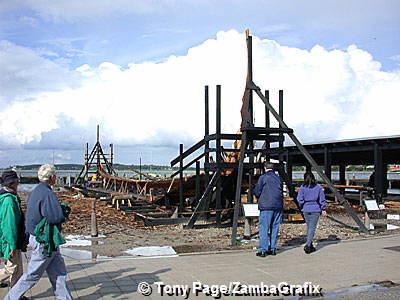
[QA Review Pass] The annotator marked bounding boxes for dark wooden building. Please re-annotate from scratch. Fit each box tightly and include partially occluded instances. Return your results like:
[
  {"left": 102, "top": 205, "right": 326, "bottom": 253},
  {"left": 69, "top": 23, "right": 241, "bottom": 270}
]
[{"left": 274, "top": 135, "right": 400, "bottom": 197}]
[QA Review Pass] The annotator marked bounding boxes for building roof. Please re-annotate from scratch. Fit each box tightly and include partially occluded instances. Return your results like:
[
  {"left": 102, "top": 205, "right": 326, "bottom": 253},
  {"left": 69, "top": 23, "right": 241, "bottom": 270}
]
[{"left": 274, "top": 135, "right": 400, "bottom": 165}]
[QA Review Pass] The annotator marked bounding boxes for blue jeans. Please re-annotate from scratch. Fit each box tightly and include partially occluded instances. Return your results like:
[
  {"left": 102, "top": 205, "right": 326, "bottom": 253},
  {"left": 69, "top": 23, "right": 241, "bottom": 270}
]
[
  {"left": 304, "top": 212, "right": 320, "bottom": 246},
  {"left": 259, "top": 210, "right": 282, "bottom": 252},
  {"left": 4, "top": 235, "right": 73, "bottom": 300}
]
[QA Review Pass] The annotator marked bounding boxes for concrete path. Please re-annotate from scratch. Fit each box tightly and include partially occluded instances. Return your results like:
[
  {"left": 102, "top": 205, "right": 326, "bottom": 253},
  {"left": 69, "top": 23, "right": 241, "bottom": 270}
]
[{"left": 0, "top": 234, "right": 399, "bottom": 299}]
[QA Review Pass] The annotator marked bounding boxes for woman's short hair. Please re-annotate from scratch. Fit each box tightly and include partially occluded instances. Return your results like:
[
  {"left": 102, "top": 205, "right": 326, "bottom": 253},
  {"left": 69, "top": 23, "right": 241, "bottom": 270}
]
[
  {"left": 38, "top": 164, "right": 56, "bottom": 181},
  {"left": 303, "top": 172, "right": 316, "bottom": 187}
]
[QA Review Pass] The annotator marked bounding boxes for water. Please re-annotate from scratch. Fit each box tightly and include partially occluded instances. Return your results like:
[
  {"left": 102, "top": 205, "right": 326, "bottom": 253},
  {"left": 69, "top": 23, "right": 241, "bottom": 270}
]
[
  {"left": 12, "top": 169, "right": 400, "bottom": 179},
  {"left": 18, "top": 183, "right": 37, "bottom": 192},
  {"left": 13, "top": 169, "right": 196, "bottom": 178}
]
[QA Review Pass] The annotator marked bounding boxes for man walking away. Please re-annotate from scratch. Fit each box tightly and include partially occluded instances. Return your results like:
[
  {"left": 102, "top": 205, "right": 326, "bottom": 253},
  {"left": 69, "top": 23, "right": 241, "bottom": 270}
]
[
  {"left": 4, "top": 164, "right": 73, "bottom": 300},
  {"left": 253, "top": 161, "right": 283, "bottom": 257}
]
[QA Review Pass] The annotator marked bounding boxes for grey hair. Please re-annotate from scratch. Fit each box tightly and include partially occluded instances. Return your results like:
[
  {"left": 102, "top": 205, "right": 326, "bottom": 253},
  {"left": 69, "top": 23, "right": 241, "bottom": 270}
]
[{"left": 38, "top": 164, "right": 56, "bottom": 181}]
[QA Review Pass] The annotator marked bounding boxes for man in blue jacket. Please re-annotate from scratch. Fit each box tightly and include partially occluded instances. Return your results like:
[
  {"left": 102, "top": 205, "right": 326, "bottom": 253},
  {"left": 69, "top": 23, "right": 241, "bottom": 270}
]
[
  {"left": 253, "top": 161, "right": 283, "bottom": 257},
  {"left": 4, "top": 164, "right": 73, "bottom": 300}
]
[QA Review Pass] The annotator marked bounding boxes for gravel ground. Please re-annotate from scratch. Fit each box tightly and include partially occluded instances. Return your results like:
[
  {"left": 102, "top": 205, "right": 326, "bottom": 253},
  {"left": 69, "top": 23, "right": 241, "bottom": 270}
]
[{"left": 19, "top": 191, "right": 400, "bottom": 257}]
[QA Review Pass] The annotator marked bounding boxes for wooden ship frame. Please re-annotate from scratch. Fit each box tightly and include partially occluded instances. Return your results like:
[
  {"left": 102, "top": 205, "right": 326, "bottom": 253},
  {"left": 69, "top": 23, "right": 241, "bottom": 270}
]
[{"left": 73, "top": 31, "right": 371, "bottom": 244}]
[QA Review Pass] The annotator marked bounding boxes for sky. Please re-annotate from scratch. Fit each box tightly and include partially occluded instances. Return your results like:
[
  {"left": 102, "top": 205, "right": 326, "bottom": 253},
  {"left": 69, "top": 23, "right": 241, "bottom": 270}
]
[{"left": 0, "top": 0, "right": 399, "bottom": 168}]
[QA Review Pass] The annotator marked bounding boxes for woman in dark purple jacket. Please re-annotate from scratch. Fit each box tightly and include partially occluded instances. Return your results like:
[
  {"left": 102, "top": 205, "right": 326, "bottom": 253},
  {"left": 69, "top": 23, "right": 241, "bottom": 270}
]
[{"left": 297, "top": 172, "right": 327, "bottom": 254}]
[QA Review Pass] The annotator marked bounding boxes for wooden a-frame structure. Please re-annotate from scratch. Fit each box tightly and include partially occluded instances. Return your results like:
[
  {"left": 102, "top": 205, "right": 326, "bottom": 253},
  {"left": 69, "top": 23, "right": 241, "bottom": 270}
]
[
  {"left": 230, "top": 30, "right": 368, "bottom": 245},
  {"left": 77, "top": 125, "right": 116, "bottom": 183},
  {"left": 171, "top": 30, "right": 369, "bottom": 245}
]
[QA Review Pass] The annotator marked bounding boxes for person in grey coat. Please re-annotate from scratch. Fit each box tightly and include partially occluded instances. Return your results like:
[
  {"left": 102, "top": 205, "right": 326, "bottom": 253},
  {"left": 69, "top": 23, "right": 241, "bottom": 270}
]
[{"left": 4, "top": 164, "right": 73, "bottom": 300}]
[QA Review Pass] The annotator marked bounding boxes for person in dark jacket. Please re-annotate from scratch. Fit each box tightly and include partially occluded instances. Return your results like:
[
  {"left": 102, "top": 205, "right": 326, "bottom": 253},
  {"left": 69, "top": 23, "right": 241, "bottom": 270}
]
[
  {"left": 253, "top": 161, "right": 283, "bottom": 257},
  {"left": 4, "top": 164, "right": 73, "bottom": 300},
  {"left": 0, "top": 170, "right": 27, "bottom": 288},
  {"left": 297, "top": 172, "right": 327, "bottom": 254}
]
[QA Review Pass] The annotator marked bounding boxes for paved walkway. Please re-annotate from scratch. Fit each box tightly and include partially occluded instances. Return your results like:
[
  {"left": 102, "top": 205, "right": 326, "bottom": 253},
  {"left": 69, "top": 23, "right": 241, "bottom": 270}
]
[{"left": 0, "top": 234, "right": 399, "bottom": 299}]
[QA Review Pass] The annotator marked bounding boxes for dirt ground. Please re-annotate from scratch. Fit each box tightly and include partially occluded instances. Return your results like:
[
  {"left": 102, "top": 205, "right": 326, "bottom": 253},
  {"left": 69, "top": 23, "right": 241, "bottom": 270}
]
[{"left": 20, "top": 191, "right": 400, "bottom": 257}]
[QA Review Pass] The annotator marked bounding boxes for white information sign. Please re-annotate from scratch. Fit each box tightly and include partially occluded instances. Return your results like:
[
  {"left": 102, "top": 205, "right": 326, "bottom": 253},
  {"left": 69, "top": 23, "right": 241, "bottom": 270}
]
[
  {"left": 364, "top": 199, "right": 380, "bottom": 211},
  {"left": 242, "top": 204, "right": 259, "bottom": 217},
  {"left": 387, "top": 214, "right": 400, "bottom": 220}
]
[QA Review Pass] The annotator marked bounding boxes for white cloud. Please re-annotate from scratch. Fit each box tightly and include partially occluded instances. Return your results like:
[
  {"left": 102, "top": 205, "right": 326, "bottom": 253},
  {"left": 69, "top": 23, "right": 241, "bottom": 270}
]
[
  {"left": 18, "top": 16, "right": 39, "bottom": 27},
  {"left": 390, "top": 54, "right": 400, "bottom": 65},
  {"left": 0, "top": 40, "right": 81, "bottom": 104},
  {"left": 1, "top": 30, "right": 399, "bottom": 161}
]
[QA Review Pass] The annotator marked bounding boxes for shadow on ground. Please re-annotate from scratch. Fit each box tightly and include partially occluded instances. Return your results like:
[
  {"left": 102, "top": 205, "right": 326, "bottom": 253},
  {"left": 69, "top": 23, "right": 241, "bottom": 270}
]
[{"left": 32, "top": 261, "right": 171, "bottom": 300}]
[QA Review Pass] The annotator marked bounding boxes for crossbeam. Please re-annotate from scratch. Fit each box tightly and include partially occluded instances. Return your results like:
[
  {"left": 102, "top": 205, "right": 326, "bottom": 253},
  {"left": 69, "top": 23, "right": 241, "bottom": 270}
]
[
  {"left": 170, "top": 139, "right": 205, "bottom": 166},
  {"left": 185, "top": 172, "right": 221, "bottom": 229}
]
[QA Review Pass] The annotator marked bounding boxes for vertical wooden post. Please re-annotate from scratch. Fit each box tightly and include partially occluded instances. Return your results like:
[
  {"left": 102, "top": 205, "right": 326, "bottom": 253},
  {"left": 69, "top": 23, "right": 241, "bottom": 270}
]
[
  {"left": 233, "top": 33, "right": 253, "bottom": 241},
  {"left": 278, "top": 90, "right": 284, "bottom": 163},
  {"left": 216, "top": 85, "right": 222, "bottom": 225},
  {"left": 231, "top": 133, "right": 248, "bottom": 246},
  {"left": 204, "top": 86, "right": 210, "bottom": 185},
  {"left": 109, "top": 143, "right": 114, "bottom": 167},
  {"left": 91, "top": 199, "right": 98, "bottom": 237},
  {"left": 84, "top": 143, "right": 89, "bottom": 180},
  {"left": 339, "top": 164, "right": 346, "bottom": 194},
  {"left": 339, "top": 164, "right": 346, "bottom": 185},
  {"left": 139, "top": 157, "right": 142, "bottom": 180},
  {"left": 265, "top": 90, "right": 270, "bottom": 128},
  {"left": 324, "top": 146, "right": 332, "bottom": 180},
  {"left": 382, "top": 164, "right": 388, "bottom": 197},
  {"left": 286, "top": 152, "right": 293, "bottom": 184},
  {"left": 364, "top": 211, "right": 370, "bottom": 229},
  {"left": 179, "top": 143, "right": 184, "bottom": 212},
  {"left": 374, "top": 143, "right": 387, "bottom": 199},
  {"left": 248, "top": 35, "right": 253, "bottom": 124},
  {"left": 195, "top": 161, "right": 200, "bottom": 203},
  {"left": 243, "top": 31, "right": 254, "bottom": 237}
]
